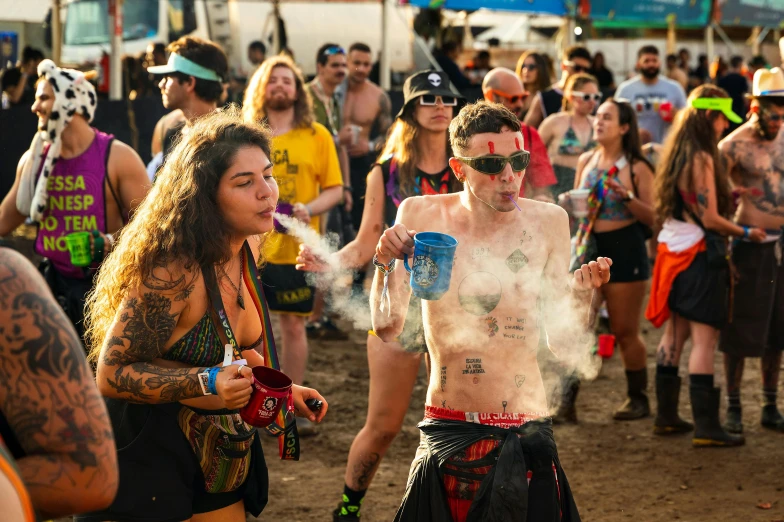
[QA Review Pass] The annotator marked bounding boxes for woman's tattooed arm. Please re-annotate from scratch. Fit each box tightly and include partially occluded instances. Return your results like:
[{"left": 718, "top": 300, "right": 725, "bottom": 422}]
[
  {"left": 96, "top": 264, "right": 207, "bottom": 404},
  {"left": 0, "top": 249, "right": 118, "bottom": 518}
]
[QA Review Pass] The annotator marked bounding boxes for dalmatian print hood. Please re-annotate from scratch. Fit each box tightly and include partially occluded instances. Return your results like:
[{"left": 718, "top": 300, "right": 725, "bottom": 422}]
[{"left": 17, "top": 59, "right": 98, "bottom": 222}]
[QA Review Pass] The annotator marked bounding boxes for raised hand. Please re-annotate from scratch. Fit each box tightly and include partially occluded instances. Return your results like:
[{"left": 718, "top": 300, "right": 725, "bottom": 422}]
[
  {"left": 295, "top": 244, "right": 330, "bottom": 272},
  {"left": 570, "top": 257, "right": 613, "bottom": 291}
]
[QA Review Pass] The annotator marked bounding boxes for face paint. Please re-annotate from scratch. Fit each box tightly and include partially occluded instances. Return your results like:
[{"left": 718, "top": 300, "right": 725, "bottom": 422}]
[
  {"left": 514, "top": 137, "right": 521, "bottom": 150},
  {"left": 490, "top": 175, "right": 495, "bottom": 181},
  {"left": 488, "top": 141, "right": 495, "bottom": 154}
]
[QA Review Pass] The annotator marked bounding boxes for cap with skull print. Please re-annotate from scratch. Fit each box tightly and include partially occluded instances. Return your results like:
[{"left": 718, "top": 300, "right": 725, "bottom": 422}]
[{"left": 396, "top": 69, "right": 464, "bottom": 119}]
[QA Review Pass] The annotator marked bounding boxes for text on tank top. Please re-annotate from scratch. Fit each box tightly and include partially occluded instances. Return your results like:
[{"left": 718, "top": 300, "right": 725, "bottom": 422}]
[{"left": 34, "top": 130, "right": 116, "bottom": 279}]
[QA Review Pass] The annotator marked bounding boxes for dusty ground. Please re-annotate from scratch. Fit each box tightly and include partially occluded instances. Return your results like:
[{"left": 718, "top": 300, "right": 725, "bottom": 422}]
[
  {"left": 257, "top": 317, "right": 784, "bottom": 522},
  {"left": 10, "top": 224, "right": 779, "bottom": 522}
]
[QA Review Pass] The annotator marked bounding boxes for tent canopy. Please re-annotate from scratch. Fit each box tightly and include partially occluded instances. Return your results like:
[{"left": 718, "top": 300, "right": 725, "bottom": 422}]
[{"left": 403, "top": 0, "right": 569, "bottom": 16}]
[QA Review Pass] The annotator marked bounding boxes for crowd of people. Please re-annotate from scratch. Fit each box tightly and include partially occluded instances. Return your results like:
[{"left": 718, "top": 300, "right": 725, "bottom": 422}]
[{"left": 0, "top": 30, "right": 783, "bottom": 522}]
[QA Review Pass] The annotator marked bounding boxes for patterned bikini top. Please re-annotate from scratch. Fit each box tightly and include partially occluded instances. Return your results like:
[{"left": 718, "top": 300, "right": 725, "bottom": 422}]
[
  {"left": 558, "top": 119, "right": 597, "bottom": 156},
  {"left": 163, "top": 270, "right": 263, "bottom": 367},
  {"left": 580, "top": 156, "right": 635, "bottom": 221}
]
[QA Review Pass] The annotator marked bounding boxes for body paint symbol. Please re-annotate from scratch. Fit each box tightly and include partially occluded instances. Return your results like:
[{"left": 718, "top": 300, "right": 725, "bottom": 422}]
[
  {"left": 488, "top": 141, "right": 495, "bottom": 154},
  {"left": 515, "top": 137, "right": 521, "bottom": 150}
]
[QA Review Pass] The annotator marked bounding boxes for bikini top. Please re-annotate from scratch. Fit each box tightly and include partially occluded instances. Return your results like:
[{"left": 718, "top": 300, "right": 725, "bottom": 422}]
[
  {"left": 163, "top": 307, "right": 263, "bottom": 367},
  {"left": 580, "top": 153, "right": 635, "bottom": 221},
  {"left": 557, "top": 118, "right": 596, "bottom": 156}
]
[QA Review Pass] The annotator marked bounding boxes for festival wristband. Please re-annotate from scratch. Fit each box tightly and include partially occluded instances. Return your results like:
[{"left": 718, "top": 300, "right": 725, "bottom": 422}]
[
  {"left": 207, "top": 367, "right": 220, "bottom": 395},
  {"left": 742, "top": 226, "right": 750, "bottom": 238}
]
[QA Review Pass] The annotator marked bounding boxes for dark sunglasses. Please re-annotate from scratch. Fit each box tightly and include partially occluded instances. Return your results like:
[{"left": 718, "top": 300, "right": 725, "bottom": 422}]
[
  {"left": 456, "top": 151, "right": 531, "bottom": 175},
  {"left": 565, "top": 61, "right": 588, "bottom": 73},
  {"left": 520, "top": 63, "right": 538, "bottom": 71},
  {"left": 420, "top": 95, "right": 458, "bottom": 106},
  {"left": 762, "top": 110, "right": 784, "bottom": 122},
  {"left": 573, "top": 92, "right": 602, "bottom": 102}
]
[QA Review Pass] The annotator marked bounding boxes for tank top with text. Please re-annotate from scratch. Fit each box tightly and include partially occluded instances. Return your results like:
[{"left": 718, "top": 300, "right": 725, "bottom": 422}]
[{"left": 34, "top": 130, "right": 115, "bottom": 279}]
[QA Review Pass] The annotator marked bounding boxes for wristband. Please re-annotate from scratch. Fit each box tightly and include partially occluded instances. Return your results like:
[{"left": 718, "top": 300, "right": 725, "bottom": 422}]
[
  {"left": 372, "top": 253, "right": 396, "bottom": 273},
  {"left": 742, "top": 226, "right": 750, "bottom": 238},
  {"left": 305, "top": 204, "right": 313, "bottom": 217},
  {"left": 207, "top": 367, "right": 220, "bottom": 395}
]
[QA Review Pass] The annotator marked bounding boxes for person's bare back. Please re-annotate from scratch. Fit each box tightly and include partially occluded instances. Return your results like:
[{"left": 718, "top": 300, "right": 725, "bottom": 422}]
[{"left": 721, "top": 122, "right": 784, "bottom": 230}]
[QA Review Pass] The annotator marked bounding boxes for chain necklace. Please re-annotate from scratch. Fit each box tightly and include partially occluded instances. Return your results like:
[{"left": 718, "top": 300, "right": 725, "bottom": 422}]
[{"left": 220, "top": 250, "right": 245, "bottom": 310}]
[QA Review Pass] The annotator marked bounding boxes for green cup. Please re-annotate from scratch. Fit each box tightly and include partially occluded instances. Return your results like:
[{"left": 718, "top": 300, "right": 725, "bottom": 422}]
[{"left": 65, "top": 232, "right": 92, "bottom": 267}]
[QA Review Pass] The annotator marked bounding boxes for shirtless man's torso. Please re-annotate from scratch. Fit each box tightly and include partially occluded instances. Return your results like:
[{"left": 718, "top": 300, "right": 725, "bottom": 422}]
[
  {"left": 718, "top": 97, "right": 784, "bottom": 435},
  {"left": 370, "top": 102, "right": 609, "bottom": 520}
]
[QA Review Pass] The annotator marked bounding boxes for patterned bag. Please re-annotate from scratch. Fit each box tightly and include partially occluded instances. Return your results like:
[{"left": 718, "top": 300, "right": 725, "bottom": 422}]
[{"left": 178, "top": 408, "right": 255, "bottom": 494}]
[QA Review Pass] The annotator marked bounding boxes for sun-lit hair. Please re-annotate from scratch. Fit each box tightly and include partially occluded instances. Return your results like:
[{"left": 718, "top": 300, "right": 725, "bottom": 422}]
[
  {"left": 562, "top": 72, "right": 598, "bottom": 111},
  {"left": 242, "top": 55, "right": 314, "bottom": 129},
  {"left": 84, "top": 107, "right": 272, "bottom": 361},
  {"left": 379, "top": 104, "right": 462, "bottom": 199},
  {"left": 514, "top": 51, "right": 551, "bottom": 94},
  {"left": 654, "top": 84, "right": 732, "bottom": 225}
]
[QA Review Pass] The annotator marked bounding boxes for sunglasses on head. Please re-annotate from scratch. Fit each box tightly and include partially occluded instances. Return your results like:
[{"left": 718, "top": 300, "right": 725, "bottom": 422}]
[
  {"left": 565, "top": 61, "right": 588, "bottom": 73},
  {"left": 323, "top": 46, "right": 346, "bottom": 57},
  {"left": 420, "top": 95, "right": 458, "bottom": 106},
  {"left": 456, "top": 151, "right": 531, "bottom": 175},
  {"left": 488, "top": 88, "right": 528, "bottom": 104},
  {"left": 520, "top": 63, "right": 538, "bottom": 71},
  {"left": 573, "top": 92, "right": 602, "bottom": 102}
]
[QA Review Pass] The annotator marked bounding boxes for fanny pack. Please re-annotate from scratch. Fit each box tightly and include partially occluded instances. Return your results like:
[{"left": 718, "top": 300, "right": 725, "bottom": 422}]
[{"left": 177, "top": 241, "right": 302, "bottom": 492}]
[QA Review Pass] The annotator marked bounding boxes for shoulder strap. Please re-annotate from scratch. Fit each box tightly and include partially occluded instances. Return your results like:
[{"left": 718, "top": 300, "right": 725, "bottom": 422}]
[{"left": 200, "top": 260, "right": 244, "bottom": 361}]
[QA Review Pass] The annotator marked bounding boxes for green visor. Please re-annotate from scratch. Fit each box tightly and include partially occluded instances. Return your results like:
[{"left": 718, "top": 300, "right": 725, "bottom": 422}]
[
  {"left": 691, "top": 97, "right": 743, "bottom": 124},
  {"left": 148, "top": 53, "right": 222, "bottom": 82}
]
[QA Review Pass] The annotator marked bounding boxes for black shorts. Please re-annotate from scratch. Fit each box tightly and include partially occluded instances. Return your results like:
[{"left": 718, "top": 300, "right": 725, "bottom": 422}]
[
  {"left": 720, "top": 240, "right": 784, "bottom": 357},
  {"left": 261, "top": 263, "right": 316, "bottom": 315},
  {"left": 75, "top": 402, "right": 268, "bottom": 522},
  {"left": 593, "top": 223, "right": 650, "bottom": 283},
  {"left": 669, "top": 251, "right": 728, "bottom": 329}
]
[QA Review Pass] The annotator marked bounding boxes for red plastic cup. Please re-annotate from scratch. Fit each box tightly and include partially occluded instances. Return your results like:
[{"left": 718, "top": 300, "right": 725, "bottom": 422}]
[
  {"left": 240, "top": 366, "right": 292, "bottom": 428},
  {"left": 597, "top": 334, "right": 616, "bottom": 359},
  {"left": 659, "top": 101, "right": 674, "bottom": 123}
]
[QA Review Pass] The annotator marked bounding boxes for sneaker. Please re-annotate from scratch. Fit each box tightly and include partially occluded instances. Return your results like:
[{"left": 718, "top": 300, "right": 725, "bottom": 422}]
[
  {"left": 305, "top": 320, "right": 323, "bottom": 339},
  {"left": 333, "top": 503, "right": 360, "bottom": 521},
  {"left": 320, "top": 316, "right": 349, "bottom": 341}
]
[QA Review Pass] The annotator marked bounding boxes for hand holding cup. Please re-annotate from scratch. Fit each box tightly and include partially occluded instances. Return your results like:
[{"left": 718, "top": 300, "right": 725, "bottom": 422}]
[
  {"left": 215, "top": 365, "right": 254, "bottom": 409},
  {"left": 376, "top": 224, "right": 416, "bottom": 264}
]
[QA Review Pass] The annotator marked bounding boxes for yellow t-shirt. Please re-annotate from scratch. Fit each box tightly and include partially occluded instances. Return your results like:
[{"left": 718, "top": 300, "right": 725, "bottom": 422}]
[{"left": 267, "top": 122, "right": 343, "bottom": 265}]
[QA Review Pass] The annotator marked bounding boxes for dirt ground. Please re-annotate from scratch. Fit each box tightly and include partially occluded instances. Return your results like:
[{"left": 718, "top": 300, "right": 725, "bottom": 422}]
[
  {"left": 257, "top": 316, "right": 784, "bottom": 522},
  {"left": 8, "top": 226, "right": 780, "bottom": 522}
]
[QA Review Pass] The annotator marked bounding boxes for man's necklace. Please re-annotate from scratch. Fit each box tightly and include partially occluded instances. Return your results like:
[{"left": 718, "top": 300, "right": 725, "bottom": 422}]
[{"left": 220, "top": 251, "right": 245, "bottom": 310}]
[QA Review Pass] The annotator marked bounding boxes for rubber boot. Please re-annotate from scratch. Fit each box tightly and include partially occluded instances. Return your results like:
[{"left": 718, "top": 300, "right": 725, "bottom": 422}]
[
  {"left": 690, "top": 385, "right": 745, "bottom": 447},
  {"left": 552, "top": 374, "right": 580, "bottom": 425},
  {"left": 761, "top": 404, "right": 784, "bottom": 432},
  {"left": 724, "top": 407, "right": 743, "bottom": 434},
  {"left": 653, "top": 374, "right": 693, "bottom": 435},
  {"left": 613, "top": 369, "right": 651, "bottom": 420}
]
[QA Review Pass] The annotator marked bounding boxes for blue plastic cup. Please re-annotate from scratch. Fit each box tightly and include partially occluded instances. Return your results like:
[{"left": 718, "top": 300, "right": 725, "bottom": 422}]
[{"left": 403, "top": 232, "right": 458, "bottom": 300}]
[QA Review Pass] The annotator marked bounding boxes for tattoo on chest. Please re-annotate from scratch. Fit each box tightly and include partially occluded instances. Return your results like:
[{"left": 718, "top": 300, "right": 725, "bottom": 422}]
[
  {"left": 502, "top": 317, "right": 527, "bottom": 341},
  {"left": 519, "top": 230, "right": 533, "bottom": 245},
  {"left": 485, "top": 316, "right": 499, "bottom": 337},
  {"left": 506, "top": 249, "right": 529, "bottom": 273},
  {"left": 515, "top": 375, "right": 526, "bottom": 388},
  {"left": 458, "top": 272, "right": 502, "bottom": 316},
  {"left": 471, "top": 247, "right": 490, "bottom": 260},
  {"left": 440, "top": 366, "right": 447, "bottom": 392},
  {"left": 726, "top": 139, "right": 784, "bottom": 216}
]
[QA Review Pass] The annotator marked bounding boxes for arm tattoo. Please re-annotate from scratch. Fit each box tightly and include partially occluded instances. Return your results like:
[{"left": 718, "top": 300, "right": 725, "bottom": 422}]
[
  {"left": 377, "top": 92, "right": 393, "bottom": 137},
  {"left": 0, "top": 251, "right": 118, "bottom": 516},
  {"left": 696, "top": 189, "right": 709, "bottom": 217}
]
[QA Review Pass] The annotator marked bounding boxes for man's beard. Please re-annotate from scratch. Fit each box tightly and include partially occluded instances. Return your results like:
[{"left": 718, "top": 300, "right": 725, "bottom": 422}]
[
  {"left": 754, "top": 114, "right": 780, "bottom": 141},
  {"left": 641, "top": 67, "right": 660, "bottom": 80},
  {"left": 266, "top": 97, "right": 295, "bottom": 111}
]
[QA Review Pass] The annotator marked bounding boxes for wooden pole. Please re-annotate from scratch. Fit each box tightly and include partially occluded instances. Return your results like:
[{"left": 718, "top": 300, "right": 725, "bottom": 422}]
[
  {"left": 51, "top": 0, "right": 62, "bottom": 64},
  {"left": 109, "top": 0, "right": 123, "bottom": 100}
]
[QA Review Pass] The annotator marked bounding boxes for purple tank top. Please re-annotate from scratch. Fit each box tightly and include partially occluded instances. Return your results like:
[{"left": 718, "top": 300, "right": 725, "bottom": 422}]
[{"left": 34, "top": 130, "right": 115, "bottom": 279}]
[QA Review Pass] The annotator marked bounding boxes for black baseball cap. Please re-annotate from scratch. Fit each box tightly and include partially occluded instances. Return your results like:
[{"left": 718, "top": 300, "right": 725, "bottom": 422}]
[{"left": 396, "top": 70, "right": 464, "bottom": 119}]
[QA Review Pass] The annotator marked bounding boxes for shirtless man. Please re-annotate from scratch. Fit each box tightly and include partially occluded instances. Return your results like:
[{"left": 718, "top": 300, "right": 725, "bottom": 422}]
[
  {"left": 339, "top": 42, "right": 393, "bottom": 231},
  {"left": 371, "top": 101, "right": 610, "bottom": 520},
  {"left": 718, "top": 68, "right": 784, "bottom": 434}
]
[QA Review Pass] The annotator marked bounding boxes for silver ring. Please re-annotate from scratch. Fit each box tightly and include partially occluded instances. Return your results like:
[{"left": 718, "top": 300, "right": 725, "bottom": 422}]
[{"left": 237, "top": 364, "right": 246, "bottom": 376}]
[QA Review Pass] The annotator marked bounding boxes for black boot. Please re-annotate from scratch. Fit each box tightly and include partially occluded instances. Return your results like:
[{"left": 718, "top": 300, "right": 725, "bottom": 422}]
[
  {"left": 690, "top": 385, "right": 745, "bottom": 447},
  {"left": 613, "top": 369, "right": 651, "bottom": 420},
  {"left": 653, "top": 374, "right": 693, "bottom": 435},
  {"left": 724, "top": 407, "right": 743, "bottom": 434},
  {"left": 552, "top": 374, "right": 580, "bottom": 425},
  {"left": 761, "top": 404, "right": 784, "bottom": 432}
]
